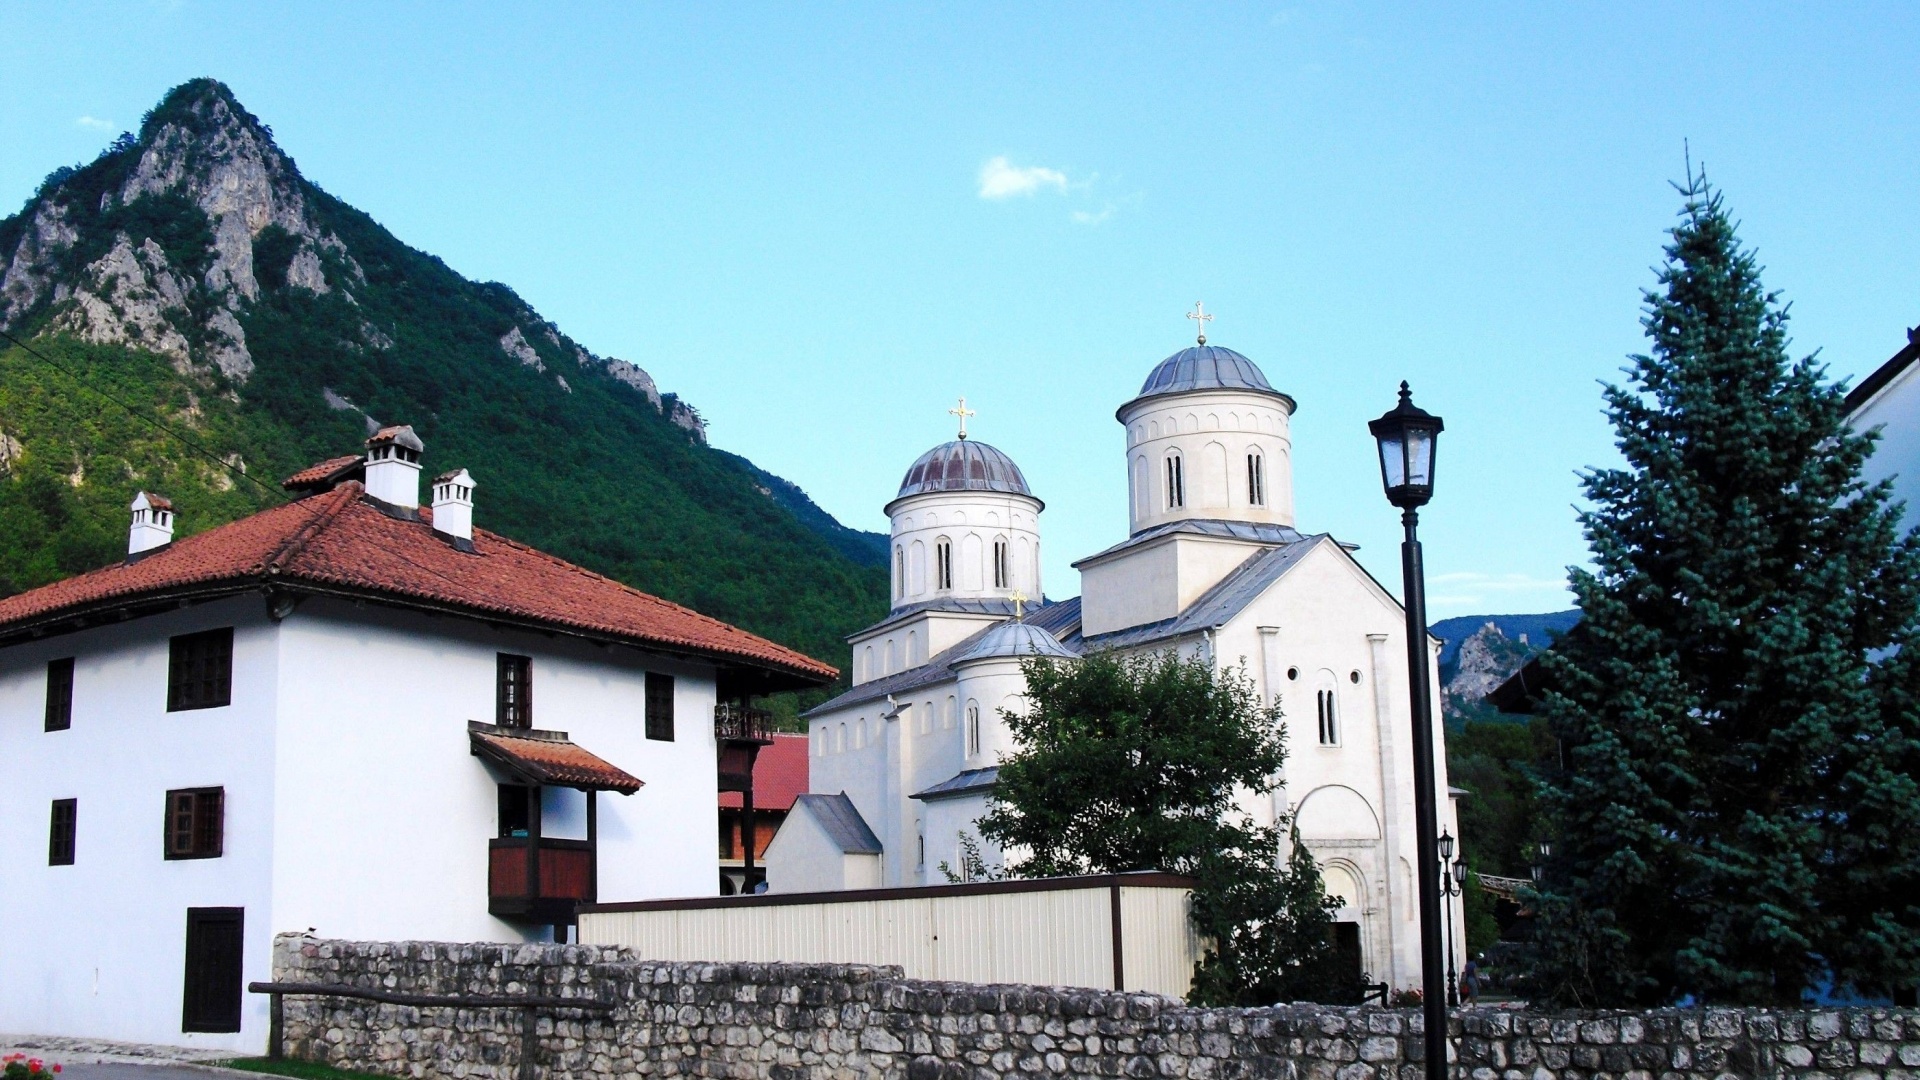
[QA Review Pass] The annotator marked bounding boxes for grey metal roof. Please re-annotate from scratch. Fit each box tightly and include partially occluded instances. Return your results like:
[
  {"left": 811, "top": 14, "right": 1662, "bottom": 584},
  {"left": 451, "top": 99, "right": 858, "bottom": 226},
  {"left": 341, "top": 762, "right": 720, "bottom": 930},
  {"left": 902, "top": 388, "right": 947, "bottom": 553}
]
[
  {"left": 1025, "top": 595, "right": 1082, "bottom": 638},
  {"left": 793, "top": 792, "right": 883, "bottom": 854},
  {"left": 1120, "top": 345, "right": 1294, "bottom": 416},
  {"left": 814, "top": 601, "right": 1077, "bottom": 717},
  {"left": 893, "top": 440, "right": 1036, "bottom": 502},
  {"left": 911, "top": 767, "right": 1000, "bottom": 802},
  {"left": 949, "top": 621, "right": 1077, "bottom": 665},
  {"left": 1077, "top": 536, "right": 1330, "bottom": 652},
  {"left": 850, "top": 596, "right": 1031, "bottom": 640},
  {"left": 1072, "top": 518, "right": 1309, "bottom": 568}
]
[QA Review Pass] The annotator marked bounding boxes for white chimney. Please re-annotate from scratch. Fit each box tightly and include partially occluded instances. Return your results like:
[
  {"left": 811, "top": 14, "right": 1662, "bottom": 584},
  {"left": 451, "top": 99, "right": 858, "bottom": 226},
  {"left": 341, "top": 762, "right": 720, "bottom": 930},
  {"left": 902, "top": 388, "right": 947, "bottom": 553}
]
[
  {"left": 431, "top": 468, "right": 475, "bottom": 543},
  {"left": 128, "top": 491, "right": 174, "bottom": 556},
  {"left": 363, "top": 425, "right": 424, "bottom": 508}
]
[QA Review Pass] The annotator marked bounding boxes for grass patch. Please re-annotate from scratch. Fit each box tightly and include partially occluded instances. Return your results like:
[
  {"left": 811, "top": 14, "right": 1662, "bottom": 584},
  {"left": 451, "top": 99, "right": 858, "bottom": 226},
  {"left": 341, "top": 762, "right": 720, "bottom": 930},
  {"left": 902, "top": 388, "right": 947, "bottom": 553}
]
[{"left": 218, "top": 1058, "right": 396, "bottom": 1080}]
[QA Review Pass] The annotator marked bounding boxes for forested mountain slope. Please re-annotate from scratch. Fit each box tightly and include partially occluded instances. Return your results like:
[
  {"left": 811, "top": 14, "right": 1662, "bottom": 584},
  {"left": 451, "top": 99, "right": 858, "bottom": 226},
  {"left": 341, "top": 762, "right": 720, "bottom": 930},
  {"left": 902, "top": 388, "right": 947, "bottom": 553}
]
[{"left": 0, "top": 79, "right": 886, "bottom": 677}]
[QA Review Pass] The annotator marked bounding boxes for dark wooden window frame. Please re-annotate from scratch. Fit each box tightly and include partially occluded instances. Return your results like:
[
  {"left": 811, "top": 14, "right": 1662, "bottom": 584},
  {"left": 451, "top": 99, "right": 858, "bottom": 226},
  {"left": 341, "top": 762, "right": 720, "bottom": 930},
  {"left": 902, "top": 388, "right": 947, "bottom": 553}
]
[
  {"left": 48, "top": 798, "right": 76, "bottom": 865},
  {"left": 168, "top": 628, "right": 234, "bottom": 712},
  {"left": 164, "top": 787, "right": 225, "bottom": 860},
  {"left": 497, "top": 654, "right": 533, "bottom": 728},
  {"left": 645, "top": 672, "right": 675, "bottom": 742},
  {"left": 45, "top": 657, "right": 74, "bottom": 731},
  {"left": 181, "top": 907, "right": 245, "bottom": 1033}
]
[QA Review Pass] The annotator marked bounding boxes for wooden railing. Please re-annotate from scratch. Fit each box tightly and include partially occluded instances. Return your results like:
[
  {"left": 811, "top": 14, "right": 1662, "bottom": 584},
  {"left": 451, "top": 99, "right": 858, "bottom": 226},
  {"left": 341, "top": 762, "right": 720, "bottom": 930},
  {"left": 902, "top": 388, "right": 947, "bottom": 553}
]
[
  {"left": 713, "top": 702, "right": 775, "bottom": 744},
  {"left": 489, "top": 837, "right": 592, "bottom": 913}
]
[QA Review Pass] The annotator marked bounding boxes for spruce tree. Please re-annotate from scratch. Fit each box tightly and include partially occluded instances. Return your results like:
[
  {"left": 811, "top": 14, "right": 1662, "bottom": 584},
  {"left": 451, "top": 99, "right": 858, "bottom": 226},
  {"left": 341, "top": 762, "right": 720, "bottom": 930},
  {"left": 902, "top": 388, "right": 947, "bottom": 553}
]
[{"left": 1531, "top": 170, "right": 1920, "bottom": 1006}]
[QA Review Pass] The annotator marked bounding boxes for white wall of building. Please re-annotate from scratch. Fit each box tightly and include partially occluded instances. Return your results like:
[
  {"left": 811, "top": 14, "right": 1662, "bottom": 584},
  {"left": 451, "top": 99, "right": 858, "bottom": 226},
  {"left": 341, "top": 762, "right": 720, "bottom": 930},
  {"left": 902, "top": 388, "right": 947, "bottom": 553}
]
[
  {"left": 1852, "top": 361, "right": 1920, "bottom": 532},
  {"left": 0, "top": 596, "right": 279, "bottom": 1052},
  {"left": 887, "top": 489, "right": 1043, "bottom": 609},
  {"left": 761, "top": 805, "right": 882, "bottom": 892},
  {"left": 0, "top": 593, "right": 725, "bottom": 1052},
  {"left": 1119, "top": 389, "right": 1295, "bottom": 534}
]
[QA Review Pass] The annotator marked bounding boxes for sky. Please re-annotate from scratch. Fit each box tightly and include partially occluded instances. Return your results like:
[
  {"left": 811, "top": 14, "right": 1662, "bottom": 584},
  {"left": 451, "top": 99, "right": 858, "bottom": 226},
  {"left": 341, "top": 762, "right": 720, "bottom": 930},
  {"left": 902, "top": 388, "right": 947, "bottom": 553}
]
[{"left": 3, "top": 3, "right": 1916, "bottom": 619}]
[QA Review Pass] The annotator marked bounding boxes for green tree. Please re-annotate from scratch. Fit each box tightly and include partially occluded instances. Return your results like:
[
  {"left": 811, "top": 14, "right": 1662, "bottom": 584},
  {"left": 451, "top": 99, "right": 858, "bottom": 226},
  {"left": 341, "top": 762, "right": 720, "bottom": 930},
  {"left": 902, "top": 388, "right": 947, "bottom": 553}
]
[
  {"left": 1530, "top": 170, "right": 1920, "bottom": 1006},
  {"left": 977, "top": 649, "right": 1352, "bottom": 1005}
]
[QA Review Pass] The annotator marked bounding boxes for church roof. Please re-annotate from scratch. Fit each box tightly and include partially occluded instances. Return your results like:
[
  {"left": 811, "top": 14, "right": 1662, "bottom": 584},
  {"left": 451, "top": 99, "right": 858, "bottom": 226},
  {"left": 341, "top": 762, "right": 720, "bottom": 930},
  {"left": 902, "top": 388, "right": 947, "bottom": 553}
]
[
  {"left": 892, "top": 439, "right": 1038, "bottom": 505},
  {"left": 850, "top": 596, "right": 1032, "bottom": 640},
  {"left": 793, "top": 793, "right": 884, "bottom": 854},
  {"left": 0, "top": 479, "right": 836, "bottom": 688},
  {"left": 1123, "top": 344, "right": 1295, "bottom": 414},
  {"left": 1072, "top": 518, "right": 1310, "bottom": 568},
  {"left": 949, "top": 620, "right": 1077, "bottom": 665},
  {"left": 1070, "top": 536, "right": 1332, "bottom": 653},
  {"left": 911, "top": 766, "right": 999, "bottom": 802}
]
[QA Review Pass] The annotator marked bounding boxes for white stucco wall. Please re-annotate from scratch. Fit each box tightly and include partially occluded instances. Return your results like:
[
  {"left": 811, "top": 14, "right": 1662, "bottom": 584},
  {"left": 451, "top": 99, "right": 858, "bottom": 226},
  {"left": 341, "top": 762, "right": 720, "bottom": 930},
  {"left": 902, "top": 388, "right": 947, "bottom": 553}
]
[
  {"left": 0, "top": 593, "right": 724, "bottom": 1051},
  {"left": 0, "top": 596, "right": 279, "bottom": 1052},
  {"left": 1851, "top": 360, "right": 1920, "bottom": 533},
  {"left": 1119, "top": 389, "right": 1295, "bottom": 533},
  {"left": 1077, "top": 532, "right": 1272, "bottom": 637}
]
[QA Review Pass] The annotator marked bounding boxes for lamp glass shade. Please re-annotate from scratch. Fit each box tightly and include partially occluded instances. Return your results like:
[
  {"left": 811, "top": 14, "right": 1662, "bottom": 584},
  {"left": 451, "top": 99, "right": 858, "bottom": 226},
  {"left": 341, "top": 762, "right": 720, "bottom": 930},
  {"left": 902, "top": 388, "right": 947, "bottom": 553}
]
[
  {"left": 1367, "top": 382, "right": 1444, "bottom": 509},
  {"left": 1437, "top": 830, "right": 1454, "bottom": 862},
  {"left": 1453, "top": 860, "right": 1468, "bottom": 887}
]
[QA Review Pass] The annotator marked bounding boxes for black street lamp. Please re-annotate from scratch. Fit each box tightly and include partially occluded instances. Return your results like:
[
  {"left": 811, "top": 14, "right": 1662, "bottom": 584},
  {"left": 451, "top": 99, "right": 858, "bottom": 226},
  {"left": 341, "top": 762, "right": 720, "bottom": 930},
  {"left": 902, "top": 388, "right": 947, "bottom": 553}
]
[
  {"left": 1439, "top": 830, "right": 1462, "bottom": 1007},
  {"left": 1370, "top": 382, "right": 1447, "bottom": 1080}
]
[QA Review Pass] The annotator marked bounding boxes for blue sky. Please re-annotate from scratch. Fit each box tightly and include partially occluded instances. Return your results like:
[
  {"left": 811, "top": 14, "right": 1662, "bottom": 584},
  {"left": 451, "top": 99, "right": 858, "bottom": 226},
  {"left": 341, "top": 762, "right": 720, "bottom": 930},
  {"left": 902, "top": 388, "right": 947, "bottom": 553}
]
[{"left": 3, "top": 3, "right": 1916, "bottom": 619}]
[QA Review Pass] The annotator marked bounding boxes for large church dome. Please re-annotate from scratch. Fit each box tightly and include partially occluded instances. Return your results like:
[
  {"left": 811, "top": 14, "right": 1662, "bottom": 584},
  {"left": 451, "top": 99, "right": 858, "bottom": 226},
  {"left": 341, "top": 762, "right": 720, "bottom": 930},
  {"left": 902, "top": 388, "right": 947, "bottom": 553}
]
[
  {"left": 1136, "top": 344, "right": 1277, "bottom": 398},
  {"left": 895, "top": 439, "right": 1034, "bottom": 501}
]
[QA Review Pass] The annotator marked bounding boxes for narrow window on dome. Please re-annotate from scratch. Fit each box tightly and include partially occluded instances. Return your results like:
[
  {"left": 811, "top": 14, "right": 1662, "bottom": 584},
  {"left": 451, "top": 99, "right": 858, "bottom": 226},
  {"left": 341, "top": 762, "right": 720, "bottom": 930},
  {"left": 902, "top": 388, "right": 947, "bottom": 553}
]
[
  {"left": 966, "top": 701, "right": 981, "bottom": 757},
  {"left": 936, "top": 538, "right": 954, "bottom": 590},
  {"left": 1317, "top": 689, "right": 1339, "bottom": 746},
  {"left": 893, "top": 546, "right": 904, "bottom": 599},
  {"left": 1165, "top": 453, "right": 1186, "bottom": 510},
  {"left": 1248, "top": 452, "right": 1266, "bottom": 507},
  {"left": 992, "top": 539, "right": 1009, "bottom": 589}
]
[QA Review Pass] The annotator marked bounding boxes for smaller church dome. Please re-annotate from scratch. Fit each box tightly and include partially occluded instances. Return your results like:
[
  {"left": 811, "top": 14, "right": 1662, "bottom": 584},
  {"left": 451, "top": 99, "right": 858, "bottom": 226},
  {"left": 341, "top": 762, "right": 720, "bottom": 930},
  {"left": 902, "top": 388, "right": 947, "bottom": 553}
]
[
  {"left": 896, "top": 440, "right": 1034, "bottom": 500},
  {"left": 1137, "top": 344, "right": 1276, "bottom": 398},
  {"left": 950, "top": 620, "right": 1077, "bottom": 665}
]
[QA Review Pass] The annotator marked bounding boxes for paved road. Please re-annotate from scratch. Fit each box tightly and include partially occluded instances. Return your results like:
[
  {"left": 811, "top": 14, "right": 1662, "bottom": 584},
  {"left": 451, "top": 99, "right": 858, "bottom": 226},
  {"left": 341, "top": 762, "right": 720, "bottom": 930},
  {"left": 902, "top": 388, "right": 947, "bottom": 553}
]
[{"left": 53, "top": 1064, "right": 248, "bottom": 1080}]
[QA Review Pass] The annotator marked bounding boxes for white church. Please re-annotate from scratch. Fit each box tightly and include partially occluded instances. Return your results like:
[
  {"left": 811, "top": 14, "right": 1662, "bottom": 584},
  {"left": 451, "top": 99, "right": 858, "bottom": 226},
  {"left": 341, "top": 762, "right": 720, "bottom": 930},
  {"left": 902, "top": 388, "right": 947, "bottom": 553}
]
[{"left": 770, "top": 321, "right": 1463, "bottom": 991}]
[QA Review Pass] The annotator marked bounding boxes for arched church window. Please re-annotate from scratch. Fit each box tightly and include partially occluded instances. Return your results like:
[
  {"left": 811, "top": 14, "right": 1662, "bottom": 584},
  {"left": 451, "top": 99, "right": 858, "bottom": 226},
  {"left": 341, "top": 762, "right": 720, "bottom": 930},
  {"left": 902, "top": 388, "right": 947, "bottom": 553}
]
[
  {"left": 836, "top": 723, "right": 847, "bottom": 752},
  {"left": 1132, "top": 455, "right": 1149, "bottom": 520},
  {"left": 1165, "top": 452, "right": 1186, "bottom": 510},
  {"left": 894, "top": 546, "right": 904, "bottom": 599},
  {"left": 945, "top": 694, "right": 957, "bottom": 728},
  {"left": 1248, "top": 452, "right": 1266, "bottom": 507},
  {"left": 966, "top": 700, "right": 981, "bottom": 756},
  {"left": 862, "top": 645, "right": 874, "bottom": 681},
  {"left": 856, "top": 718, "right": 867, "bottom": 749},
  {"left": 992, "top": 538, "right": 1009, "bottom": 589},
  {"left": 1317, "top": 688, "right": 1340, "bottom": 746},
  {"left": 936, "top": 538, "right": 954, "bottom": 590},
  {"left": 885, "top": 639, "right": 898, "bottom": 675}
]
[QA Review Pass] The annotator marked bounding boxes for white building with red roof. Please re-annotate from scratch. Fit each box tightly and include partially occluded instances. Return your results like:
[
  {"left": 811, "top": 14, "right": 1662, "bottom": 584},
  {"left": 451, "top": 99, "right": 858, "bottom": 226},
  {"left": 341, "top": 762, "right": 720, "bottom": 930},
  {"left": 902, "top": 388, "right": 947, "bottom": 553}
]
[{"left": 0, "top": 425, "right": 832, "bottom": 1052}]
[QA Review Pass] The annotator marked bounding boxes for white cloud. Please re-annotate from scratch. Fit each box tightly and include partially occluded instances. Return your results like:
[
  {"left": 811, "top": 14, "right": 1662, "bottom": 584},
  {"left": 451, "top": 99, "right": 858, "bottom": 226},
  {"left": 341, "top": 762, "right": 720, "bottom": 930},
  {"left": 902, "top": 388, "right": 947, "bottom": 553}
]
[
  {"left": 977, "top": 156, "right": 1069, "bottom": 200},
  {"left": 1424, "top": 571, "right": 1573, "bottom": 614},
  {"left": 1071, "top": 206, "right": 1115, "bottom": 226},
  {"left": 75, "top": 116, "right": 114, "bottom": 131}
]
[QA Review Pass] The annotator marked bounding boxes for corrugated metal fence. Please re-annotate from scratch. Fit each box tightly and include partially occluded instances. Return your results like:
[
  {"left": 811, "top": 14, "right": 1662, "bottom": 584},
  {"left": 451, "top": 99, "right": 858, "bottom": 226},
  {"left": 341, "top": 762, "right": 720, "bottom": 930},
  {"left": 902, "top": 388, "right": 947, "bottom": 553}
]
[{"left": 577, "top": 872, "right": 1200, "bottom": 998}]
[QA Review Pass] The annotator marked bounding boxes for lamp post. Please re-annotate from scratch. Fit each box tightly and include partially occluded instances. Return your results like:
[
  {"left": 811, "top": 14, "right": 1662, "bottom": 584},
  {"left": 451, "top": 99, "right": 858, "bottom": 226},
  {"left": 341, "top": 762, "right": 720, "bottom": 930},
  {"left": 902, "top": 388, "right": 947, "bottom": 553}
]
[
  {"left": 1369, "top": 382, "right": 1447, "bottom": 1080},
  {"left": 1439, "top": 830, "right": 1462, "bottom": 1007}
]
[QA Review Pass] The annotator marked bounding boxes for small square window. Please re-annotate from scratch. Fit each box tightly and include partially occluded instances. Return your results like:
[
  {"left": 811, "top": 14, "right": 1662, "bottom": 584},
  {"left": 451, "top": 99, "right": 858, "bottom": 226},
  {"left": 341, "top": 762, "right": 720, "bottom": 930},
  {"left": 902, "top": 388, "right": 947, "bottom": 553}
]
[
  {"left": 45, "top": 657, "right": 74, "bottom": 731},
  {"left": 497, "top": 654, "right": 533, "bottom": 728},
  {"left": 49, "top": 798, "right": 76, "bottom": 865},
  {"left": 164, "top": 788, "right": 224, "bottom": 860},
  {"left": 168, "top": 629, "right": 233, "bottom": 712},
  {"left": 645, "top": 673, "right": 675, "bottom": 742}
]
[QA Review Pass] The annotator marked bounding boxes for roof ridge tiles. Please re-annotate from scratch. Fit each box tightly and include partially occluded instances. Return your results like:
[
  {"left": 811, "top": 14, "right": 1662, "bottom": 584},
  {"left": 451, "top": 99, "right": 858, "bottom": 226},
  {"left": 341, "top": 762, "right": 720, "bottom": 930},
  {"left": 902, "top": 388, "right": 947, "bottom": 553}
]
[{"left": 258, "top": 481, "right": 361, "bottom": 574}]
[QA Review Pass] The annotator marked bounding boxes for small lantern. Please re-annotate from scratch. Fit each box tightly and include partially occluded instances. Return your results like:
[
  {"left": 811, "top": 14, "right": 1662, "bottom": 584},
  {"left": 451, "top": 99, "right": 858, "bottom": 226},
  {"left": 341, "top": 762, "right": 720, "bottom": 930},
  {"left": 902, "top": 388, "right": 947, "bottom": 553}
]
[
  {"left": 1437, "top": 829, "right": 1454, "bottom": 862},
  {"left": 1453, "top": 860, "right": 1468, "bottom": 889},
  {"left": 1368, "top": 382, "right": 1445, "bottom": 509}
]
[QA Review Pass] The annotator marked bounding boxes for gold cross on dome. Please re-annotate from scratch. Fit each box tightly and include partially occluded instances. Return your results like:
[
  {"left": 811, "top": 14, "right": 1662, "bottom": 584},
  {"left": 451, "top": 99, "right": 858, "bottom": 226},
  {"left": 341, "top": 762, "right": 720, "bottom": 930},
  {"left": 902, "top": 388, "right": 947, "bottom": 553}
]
[
  {"left": 949, "top": 396, "right": 976, "bottom": 440},
  {"left": 1009, "top": 589, "right": 1028, "bottom": 620},
  {"left": 1186, "top": 300, "right": 1213, "bottom": 344}
]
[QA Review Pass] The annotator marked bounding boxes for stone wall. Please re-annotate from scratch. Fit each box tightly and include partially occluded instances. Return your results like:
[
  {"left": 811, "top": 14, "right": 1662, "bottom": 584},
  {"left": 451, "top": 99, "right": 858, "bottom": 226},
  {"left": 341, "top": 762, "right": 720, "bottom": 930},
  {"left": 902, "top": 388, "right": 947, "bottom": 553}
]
[{"left": 273, "top": 935, "right": 1920, "bottom": 1080}]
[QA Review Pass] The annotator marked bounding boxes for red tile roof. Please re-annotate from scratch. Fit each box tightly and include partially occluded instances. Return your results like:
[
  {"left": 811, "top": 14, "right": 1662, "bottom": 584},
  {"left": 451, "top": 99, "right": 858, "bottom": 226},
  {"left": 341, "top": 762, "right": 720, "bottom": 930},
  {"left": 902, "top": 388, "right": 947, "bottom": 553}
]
[
  {"left": 0, "top": 481, "right": 836, "bottom": 685},
  {"left": 719, "top": 732, "right": 810, "bottom": 811},
  {"left": 282, "top": 455, "right": 363, "bottom": 492},
  {"left": 469, "top": 724, "right": 643, "bottom": 794}
]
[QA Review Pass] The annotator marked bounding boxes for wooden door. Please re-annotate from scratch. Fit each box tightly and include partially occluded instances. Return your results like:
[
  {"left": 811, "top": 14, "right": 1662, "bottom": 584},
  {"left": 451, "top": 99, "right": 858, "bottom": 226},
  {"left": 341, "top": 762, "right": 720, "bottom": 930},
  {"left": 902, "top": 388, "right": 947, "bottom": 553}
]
[{"left": 182, "top": 907, "right": 244, "bottom": 1033}]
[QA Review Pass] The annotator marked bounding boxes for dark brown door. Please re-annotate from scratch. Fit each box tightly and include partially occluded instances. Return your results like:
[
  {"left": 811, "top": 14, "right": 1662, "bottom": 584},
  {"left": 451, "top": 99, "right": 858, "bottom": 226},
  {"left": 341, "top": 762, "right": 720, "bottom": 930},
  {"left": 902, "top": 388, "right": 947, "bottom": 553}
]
[
  {"left": 182, "top": 907, "right": 244, "bottom": 1033},
  {"left": 1332, "top": 922, "right": 1364, "bottom": 986}
]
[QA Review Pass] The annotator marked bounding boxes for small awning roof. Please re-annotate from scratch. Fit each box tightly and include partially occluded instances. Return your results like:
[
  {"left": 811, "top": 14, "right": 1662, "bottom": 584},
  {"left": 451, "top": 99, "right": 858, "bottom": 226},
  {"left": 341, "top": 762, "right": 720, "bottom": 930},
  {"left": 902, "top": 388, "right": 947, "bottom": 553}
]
[{"left": 468, "top": 722, "right": 643, "bottom": 794}]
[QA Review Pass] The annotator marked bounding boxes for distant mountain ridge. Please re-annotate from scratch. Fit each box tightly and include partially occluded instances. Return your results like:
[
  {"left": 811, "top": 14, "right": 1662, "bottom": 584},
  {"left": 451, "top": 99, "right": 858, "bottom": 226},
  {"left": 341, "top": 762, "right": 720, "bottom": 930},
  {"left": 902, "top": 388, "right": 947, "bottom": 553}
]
[
  {"left": 1432, "top": 610, "right": 1579, "bottom": 723},
  {"left": 0, "top": 78, "right": 886, "bottom": 675}
]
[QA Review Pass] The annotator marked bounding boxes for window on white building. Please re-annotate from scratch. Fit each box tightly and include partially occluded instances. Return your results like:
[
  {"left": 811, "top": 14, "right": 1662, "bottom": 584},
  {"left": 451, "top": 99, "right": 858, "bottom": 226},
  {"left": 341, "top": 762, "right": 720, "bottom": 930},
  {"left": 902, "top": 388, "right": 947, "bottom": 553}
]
[
  {"left": 936, "top": 538, "right": 954, "bottom": 590},
  {"left": 894, "top": 546, "right": 904, "bottom": 599},
  {"left": 1317, "top": 689, "right": 1339, "bottom": 746},
  {"left": 164, "top": 787, "right": 224, "bottom": 860},
  {"left": 992, "top": 539, "right": 1009, "bottom": 589},
  {"left": 1247, "top": 452, "right": 1265, "bottom": 507},
  {"left": 966, "top": 700, "right": 981, "bottom": 756},
  {"left": 1165, "top": 453, "right": 1186, "bottom": 510}
]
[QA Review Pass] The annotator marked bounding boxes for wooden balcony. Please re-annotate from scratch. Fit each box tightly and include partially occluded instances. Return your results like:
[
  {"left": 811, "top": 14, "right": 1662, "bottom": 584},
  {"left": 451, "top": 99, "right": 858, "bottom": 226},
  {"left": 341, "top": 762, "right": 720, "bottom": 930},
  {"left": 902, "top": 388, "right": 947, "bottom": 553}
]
[
  {"left": 488, "top": 837, "right": 593, "bottom": 923},
  {"left": 714, "top": 703, "right": 775, "bottom": 745}
]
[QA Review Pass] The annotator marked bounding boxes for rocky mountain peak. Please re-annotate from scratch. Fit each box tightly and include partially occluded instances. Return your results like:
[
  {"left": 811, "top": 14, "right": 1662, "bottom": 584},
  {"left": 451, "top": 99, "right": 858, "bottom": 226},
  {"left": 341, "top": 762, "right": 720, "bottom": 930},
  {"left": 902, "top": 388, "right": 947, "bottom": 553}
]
[{"left": 0, "top": 79, "right": 351, "bottom": 381}]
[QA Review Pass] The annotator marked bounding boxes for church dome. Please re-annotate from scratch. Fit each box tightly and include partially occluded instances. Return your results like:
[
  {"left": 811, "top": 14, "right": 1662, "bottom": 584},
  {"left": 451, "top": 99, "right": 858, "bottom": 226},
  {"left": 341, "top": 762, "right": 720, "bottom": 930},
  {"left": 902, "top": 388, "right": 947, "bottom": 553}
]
[
  {"left": 950, "top": 620, "right": 1077, "bottom": 665},
  {"left": 1137, "top": 344, "right": 1276, "bottom": 397},
  {"left": 895, "top": 440, "right": 1035, "bottom": 501}
]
